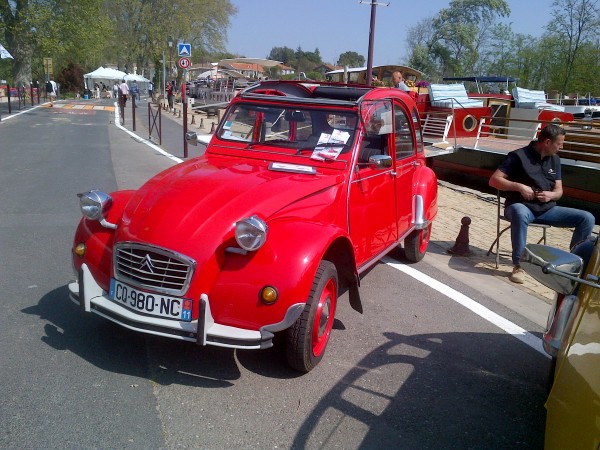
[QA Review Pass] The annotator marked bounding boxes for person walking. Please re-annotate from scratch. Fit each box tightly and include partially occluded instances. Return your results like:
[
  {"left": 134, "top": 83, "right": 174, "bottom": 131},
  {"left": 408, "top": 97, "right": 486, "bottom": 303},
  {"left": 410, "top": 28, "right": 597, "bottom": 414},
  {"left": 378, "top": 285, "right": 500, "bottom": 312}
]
[
  {"left": 489, "top": 123, "right": 595, "bottom": 283},
  {"left": 119, "top": 79, "right": 129, "bottom": 109},
  {"left": 46, "top": 79, "right": 58, "bottom": 107},
  {"left": 113, "top": 82, "right": 119, "bottom": 99},
  {"left": 166, "top": 80, "right": 175, "bottom": 112},
  {"left": 148, "top": 80, "right": 154, "bottom": 101}
]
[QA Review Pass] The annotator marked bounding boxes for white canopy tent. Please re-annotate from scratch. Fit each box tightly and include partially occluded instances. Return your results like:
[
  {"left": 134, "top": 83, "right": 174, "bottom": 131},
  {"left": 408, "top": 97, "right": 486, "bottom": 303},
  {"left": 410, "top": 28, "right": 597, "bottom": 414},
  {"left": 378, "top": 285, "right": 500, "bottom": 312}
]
[{"left": 83, "top": 66, "right": 127, "bottom": 90}]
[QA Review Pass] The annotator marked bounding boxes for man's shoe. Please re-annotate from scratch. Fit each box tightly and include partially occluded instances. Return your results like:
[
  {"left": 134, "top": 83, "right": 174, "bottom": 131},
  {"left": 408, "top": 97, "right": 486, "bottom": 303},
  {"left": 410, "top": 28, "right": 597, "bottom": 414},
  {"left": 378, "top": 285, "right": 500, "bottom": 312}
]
[{"left": 509, "top": 266, "right": 525, "bottom": 284}]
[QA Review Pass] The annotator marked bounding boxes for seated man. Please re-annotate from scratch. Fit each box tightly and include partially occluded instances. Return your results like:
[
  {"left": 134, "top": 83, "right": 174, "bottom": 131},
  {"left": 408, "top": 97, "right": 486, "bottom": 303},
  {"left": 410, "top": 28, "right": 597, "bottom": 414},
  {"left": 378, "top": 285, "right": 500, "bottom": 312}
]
[
  {"left": 392, "top": 71, "right": 410, "bottom": 92},
  {"left": 489, "top": 124, "right": 595, "bottom": 283}
]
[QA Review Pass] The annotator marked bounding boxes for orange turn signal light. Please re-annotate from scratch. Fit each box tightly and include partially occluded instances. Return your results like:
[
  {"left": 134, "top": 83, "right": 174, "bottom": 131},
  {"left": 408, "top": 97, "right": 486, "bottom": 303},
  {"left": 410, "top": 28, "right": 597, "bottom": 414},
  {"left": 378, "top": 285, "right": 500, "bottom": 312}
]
[
  {"left": 260, "top": 286, "right": 278, "bottom": 305},
  {"left": 74, "top": 243, "right": 86, "bottom": 257}
]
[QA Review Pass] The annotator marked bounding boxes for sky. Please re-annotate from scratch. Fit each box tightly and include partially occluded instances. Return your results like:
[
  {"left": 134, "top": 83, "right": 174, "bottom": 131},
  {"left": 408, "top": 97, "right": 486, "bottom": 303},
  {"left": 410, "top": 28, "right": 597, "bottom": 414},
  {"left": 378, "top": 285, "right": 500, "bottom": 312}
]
[{"left": 225, "top": 0, "right": 554, "bottom": 66}]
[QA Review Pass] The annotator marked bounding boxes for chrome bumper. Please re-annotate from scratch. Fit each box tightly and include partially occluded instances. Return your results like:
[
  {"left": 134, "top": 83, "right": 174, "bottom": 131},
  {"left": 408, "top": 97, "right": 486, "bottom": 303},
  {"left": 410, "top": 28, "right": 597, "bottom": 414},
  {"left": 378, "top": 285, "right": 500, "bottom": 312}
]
[{"left": 69, "top": 264, "right": 303, "bottom": 350}]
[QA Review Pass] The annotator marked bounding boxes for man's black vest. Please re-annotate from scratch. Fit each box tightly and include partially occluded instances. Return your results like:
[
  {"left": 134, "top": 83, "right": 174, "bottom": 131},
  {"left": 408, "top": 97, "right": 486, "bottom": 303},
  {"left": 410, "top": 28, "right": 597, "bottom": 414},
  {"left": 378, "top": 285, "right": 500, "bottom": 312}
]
[{"left": 504, "top": 144, "right": 560, "bottom": 216}]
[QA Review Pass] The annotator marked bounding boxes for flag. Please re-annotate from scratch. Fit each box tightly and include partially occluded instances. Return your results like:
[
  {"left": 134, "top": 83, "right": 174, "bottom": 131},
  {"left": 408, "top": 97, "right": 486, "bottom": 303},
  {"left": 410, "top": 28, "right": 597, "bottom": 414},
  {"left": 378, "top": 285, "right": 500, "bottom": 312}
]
[{"left": 0, "top": 43, "right": 14, "bottom": 59}]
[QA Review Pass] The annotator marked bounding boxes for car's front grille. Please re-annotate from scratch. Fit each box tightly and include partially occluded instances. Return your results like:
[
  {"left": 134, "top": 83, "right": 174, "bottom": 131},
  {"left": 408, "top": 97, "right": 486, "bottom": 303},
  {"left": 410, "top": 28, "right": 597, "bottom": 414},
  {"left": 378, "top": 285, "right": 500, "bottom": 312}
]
[{"left": 114, "top": 243, "right": 196, "bottom": 296}]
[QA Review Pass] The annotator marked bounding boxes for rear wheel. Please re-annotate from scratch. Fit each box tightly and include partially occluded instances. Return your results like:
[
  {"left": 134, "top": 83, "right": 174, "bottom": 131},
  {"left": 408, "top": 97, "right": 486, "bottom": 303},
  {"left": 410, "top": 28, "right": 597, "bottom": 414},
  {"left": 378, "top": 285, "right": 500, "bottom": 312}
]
[
  {"left": 286, "top": 261, "right": 338, "bottom": 373},
  {"left": 404, "top": 224, "right": 431, "bottom": 262}
]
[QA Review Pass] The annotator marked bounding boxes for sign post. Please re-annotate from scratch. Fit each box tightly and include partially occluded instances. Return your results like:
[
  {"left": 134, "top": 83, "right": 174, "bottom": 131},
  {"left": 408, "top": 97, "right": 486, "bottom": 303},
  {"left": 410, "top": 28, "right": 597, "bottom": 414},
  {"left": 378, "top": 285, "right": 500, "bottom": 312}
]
[{"left": 44, "top": 58, "right": 53, "bottom": 81}]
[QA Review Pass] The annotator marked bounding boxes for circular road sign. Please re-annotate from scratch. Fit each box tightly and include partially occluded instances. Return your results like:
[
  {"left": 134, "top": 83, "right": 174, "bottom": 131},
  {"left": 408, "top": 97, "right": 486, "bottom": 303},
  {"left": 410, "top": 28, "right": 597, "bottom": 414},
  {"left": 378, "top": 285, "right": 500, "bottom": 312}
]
[{"left": 178, "top": 57, "right": 191, "bottom": 69}]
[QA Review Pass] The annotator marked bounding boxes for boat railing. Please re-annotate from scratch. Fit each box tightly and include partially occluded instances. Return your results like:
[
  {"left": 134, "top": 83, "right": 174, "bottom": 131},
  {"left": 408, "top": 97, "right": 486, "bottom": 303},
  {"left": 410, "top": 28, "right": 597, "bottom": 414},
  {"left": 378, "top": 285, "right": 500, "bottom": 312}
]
[
  {"left": 419, "top": 110, "right": 455, "bottom": 151},
  {"left": 473, "top": 116, "right": 540, "bottom": 151},
  {"left": 472, "top": 115, "right": 600, "bottom": 166}
]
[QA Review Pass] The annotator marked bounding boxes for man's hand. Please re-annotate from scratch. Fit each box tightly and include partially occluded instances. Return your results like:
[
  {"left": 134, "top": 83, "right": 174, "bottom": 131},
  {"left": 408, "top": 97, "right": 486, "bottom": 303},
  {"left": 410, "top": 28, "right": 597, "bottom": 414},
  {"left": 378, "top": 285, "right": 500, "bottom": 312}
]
[
  {"left": 518, "top": 184, "right": 536, "bottom": 201},
  {"left": 535, "top": 190, "right": 554, "bottom": 203}
]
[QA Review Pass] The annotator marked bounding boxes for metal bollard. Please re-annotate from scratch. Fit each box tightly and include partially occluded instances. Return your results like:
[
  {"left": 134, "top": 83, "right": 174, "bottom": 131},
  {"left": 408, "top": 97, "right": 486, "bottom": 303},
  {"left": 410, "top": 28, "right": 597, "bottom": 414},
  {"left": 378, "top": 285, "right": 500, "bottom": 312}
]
[
  {"left": 190, "top": 114, "right": 196, "bottom": 125},
  {"left": 210, "top": 122, "right": 216, "bottom": 133},
  {"left": 447, "top": 216, "right": 473, "bottom": 256}
]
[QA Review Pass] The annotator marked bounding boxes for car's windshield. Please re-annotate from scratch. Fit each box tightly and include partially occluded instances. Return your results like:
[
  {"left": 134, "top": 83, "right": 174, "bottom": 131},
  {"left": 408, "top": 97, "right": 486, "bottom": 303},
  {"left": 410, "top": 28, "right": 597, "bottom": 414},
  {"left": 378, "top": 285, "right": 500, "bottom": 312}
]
[{"left": 217, "top": 103, "right": 358, "bottom": 161}]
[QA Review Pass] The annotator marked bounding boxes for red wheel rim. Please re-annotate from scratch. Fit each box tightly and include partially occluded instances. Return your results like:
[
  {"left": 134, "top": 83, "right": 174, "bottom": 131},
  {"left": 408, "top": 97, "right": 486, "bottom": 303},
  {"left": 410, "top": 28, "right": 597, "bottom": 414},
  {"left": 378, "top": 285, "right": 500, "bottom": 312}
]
[{"left": 311, "top": 278, "right": 337, "bottom": 357}]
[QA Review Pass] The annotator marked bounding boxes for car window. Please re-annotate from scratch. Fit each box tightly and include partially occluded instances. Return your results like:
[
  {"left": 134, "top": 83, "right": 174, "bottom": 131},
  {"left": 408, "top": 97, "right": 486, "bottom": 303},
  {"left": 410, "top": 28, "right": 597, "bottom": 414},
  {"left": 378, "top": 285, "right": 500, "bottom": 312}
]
[
  {"left": 218, "top": 104, "right": 358, "bottom": 160},
  {"left": 358, "top": 101, "right": 392, "bottom": 165},
  {"left": 394, "top": 105, "right": 415, "bottom": 161}
]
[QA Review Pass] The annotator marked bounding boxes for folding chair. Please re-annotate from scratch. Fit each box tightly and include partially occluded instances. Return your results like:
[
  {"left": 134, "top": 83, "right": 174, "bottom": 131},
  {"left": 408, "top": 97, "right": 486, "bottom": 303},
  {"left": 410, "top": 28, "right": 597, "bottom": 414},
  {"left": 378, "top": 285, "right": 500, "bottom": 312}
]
[{"left": 487, "top": 191, "right": 550, "bottom": 268}]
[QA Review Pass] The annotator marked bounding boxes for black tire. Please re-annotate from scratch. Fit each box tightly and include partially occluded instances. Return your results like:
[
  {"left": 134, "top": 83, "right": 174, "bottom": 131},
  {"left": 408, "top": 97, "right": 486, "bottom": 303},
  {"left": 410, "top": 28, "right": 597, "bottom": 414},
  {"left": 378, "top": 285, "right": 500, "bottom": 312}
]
[
  {"left": 404, "top": 224, "right": 431, "bottom": 262},
  {"left": 286, "top": 261, "right": 338, "bottom": 373}
]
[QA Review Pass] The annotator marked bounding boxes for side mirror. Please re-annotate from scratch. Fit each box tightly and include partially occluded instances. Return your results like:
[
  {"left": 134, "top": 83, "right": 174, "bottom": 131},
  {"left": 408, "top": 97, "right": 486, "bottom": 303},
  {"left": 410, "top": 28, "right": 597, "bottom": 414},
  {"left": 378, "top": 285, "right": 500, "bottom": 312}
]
[
  {"left": 520, "top": 244, "right": 583, "bottom": 295},
  {"left": 185, "top": 131, "right": 198, "bottom": 146},
  {"left": 368, "top": 154, "right": 393, "bottom": 169}
]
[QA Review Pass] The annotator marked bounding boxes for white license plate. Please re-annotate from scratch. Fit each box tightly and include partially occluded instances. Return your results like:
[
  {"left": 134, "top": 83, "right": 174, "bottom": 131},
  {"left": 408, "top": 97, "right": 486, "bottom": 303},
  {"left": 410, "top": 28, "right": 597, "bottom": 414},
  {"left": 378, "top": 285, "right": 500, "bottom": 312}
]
[{"left": 109, "top": 279, "right": 193, "bottom": 321}]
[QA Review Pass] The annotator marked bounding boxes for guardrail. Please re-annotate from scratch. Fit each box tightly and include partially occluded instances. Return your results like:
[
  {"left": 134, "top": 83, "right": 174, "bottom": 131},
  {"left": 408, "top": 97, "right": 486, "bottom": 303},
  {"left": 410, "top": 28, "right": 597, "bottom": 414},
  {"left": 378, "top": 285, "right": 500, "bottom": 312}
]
[{"left": 472, "top": 115, "right": 600, "bottom": 166}]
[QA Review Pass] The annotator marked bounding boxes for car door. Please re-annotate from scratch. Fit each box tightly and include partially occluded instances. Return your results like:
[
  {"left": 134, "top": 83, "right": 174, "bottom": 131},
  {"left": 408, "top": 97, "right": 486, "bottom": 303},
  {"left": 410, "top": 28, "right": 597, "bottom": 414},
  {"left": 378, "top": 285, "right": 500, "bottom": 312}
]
[
  {"left": 544, "top": 242, "right": 600, "bottom": 450},
  {"left": 349, "top": 100, "right": 398, "bottom": 269},
  {"left": 392, "top": 102, "right": 419, "bottom": 235}
]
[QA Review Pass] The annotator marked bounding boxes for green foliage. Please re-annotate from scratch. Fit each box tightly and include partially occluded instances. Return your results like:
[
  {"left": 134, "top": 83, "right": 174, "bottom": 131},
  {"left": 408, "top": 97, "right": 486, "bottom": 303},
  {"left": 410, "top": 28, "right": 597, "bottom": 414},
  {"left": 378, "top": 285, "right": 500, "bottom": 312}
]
[
  {"left": 267, "top": 46, "right": 323, "bottom": 72},
  {"left": 0, "top": 0, "right": 235, "bottom": 86},
  {"left": 337, "top": 51, "right": 365, "bottom": 68},
  {"left": 268, "top": 47, "right": 296, "bottom": 65}
]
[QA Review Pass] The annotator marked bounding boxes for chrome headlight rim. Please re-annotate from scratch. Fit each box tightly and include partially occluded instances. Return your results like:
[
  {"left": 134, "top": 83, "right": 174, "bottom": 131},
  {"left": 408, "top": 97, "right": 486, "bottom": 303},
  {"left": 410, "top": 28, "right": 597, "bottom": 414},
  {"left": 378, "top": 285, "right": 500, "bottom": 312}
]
[
  {"left": 235, "top": 215, "right": 268, "bottom": 252},
  {"left": 77, "top": 189, "right": 113, "bottom": 221}
]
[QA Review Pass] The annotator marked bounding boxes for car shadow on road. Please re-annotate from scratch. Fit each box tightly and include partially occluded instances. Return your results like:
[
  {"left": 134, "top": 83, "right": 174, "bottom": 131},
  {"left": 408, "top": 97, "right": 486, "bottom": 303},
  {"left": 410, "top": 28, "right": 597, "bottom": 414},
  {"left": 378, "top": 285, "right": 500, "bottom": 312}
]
[
  {"left": 290, "top": 330, "right": 548, "bottom": 449},
  {"left": 24, "top": 285, "right": 307, "bottom": 387}
]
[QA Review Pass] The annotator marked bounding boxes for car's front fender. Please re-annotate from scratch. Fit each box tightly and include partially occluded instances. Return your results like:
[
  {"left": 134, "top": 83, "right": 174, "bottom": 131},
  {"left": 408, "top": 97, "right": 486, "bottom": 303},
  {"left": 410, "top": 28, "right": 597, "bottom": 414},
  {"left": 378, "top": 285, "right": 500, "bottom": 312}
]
[
  {"left": 207, "top": 219, "right": 349, "bottom": 330},
  {"left": 72, "top": 190, "right": 136, "bottom": 290}
]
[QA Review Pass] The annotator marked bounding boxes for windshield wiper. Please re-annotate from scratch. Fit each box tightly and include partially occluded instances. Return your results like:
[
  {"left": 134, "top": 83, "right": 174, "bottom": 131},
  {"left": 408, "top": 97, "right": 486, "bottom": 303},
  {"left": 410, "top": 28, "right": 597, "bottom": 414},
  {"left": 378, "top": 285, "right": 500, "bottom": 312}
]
[{"left": 246, "top": 139, "right": 296, "bottom": 149}]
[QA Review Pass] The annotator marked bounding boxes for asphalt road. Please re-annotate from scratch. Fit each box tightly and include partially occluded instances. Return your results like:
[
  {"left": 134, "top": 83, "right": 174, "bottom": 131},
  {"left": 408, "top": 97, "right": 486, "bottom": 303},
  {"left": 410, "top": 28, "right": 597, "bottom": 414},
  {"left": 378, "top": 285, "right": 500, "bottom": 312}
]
[{"left": 0, "top": 103, "right": 551, "bottom": 449}]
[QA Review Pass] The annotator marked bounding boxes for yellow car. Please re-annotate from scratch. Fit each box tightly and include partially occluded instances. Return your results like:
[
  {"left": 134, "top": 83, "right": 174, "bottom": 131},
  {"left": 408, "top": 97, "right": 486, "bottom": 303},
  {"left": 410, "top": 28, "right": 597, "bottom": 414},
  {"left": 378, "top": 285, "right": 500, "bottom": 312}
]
[{"left": 522, "top": 237, "right": 600, "bottom": 449}]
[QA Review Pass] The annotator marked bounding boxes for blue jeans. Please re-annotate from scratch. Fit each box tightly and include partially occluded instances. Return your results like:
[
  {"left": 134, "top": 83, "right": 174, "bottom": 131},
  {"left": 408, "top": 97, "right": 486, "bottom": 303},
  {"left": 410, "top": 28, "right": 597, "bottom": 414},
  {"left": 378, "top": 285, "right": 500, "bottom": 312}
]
[{"left": 505, "top": 203, "right": 595, "bottom": 266}]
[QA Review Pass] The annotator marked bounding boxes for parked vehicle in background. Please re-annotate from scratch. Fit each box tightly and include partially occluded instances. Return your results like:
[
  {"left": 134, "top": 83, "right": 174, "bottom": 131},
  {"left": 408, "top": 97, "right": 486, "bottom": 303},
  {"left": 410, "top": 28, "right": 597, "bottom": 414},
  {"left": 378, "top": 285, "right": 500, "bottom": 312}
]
[
  {"left": 69, "top": 80, "right": 438, "bottom": 372},
  {"left": 521, "top": 238, "right": 600, "bottom": 449}
]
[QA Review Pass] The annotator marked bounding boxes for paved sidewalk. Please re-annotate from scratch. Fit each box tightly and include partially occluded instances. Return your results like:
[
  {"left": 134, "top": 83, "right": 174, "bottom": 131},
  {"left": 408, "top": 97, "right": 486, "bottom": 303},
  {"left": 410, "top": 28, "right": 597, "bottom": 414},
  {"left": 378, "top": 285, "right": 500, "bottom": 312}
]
[{"left": 432, "top": 181, "right": 599, "bottom": 303}]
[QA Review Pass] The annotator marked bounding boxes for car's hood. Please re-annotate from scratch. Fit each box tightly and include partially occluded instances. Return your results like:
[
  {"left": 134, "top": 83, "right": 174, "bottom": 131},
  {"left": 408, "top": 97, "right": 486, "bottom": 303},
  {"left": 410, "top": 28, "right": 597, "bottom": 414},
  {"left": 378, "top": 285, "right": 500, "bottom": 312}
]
[{"left": 117, "top": 156, "right": 345, "bottom": 251}]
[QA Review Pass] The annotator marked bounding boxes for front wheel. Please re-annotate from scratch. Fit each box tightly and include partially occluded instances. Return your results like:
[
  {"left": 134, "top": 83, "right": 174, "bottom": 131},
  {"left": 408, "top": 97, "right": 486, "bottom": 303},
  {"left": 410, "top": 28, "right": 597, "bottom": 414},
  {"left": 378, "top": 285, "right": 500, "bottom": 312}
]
[
  {"left": 404, "top": 224, "right": 431, "bottom": 262},
  {"left": 286, "top": 261, "right": 338, "bottom": 373}
]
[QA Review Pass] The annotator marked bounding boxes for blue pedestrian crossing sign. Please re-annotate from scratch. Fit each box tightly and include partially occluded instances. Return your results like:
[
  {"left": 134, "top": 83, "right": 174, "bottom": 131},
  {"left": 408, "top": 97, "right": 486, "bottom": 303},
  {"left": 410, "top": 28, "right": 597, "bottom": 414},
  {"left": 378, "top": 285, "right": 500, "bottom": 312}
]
[{"left": 178, "top": 43, "right": 191, "bottom": 57}]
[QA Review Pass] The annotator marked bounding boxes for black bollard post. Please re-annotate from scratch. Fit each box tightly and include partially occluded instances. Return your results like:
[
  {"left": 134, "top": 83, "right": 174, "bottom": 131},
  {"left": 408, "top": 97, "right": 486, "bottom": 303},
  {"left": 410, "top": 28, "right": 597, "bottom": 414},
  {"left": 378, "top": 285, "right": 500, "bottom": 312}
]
[
  {"left": 7, "top": 83, "right": 11, "bottom": 114},
  {"left": 447, "top": 216, "right": 473, "bottom": 256}
]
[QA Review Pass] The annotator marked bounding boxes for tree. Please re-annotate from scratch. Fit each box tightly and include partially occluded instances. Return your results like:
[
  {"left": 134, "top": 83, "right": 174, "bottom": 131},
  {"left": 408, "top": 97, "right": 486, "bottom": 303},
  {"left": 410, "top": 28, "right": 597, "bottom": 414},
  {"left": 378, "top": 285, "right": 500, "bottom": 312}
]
[
  {"left": 268, "top": 46, "right": 296, "bottom": 65},
  {"left": 1, "top": 0, "right": 110, "bottom": 86},
  {"left": 406, "top": 0, "right": 510, "bottom": 78},
  {"left": 106, "top": 0, "right": 236, "bottom": 82},
  {"left": 336, "top": 51, "right": 365, "bottom": 68},
  {"left": 546, "top": 0, "right": 600, "bottom": 92}
]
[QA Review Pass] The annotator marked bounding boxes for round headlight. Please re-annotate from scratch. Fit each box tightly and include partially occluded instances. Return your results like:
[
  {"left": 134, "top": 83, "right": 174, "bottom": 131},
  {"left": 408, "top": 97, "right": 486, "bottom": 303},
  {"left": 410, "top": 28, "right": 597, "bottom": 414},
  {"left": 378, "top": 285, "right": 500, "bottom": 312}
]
[
  {"left": 235, "top": 216, "right": 268, "bottom": 251},
  {"left": 78, "top": 190, "right": 112, "bottom": 221}
]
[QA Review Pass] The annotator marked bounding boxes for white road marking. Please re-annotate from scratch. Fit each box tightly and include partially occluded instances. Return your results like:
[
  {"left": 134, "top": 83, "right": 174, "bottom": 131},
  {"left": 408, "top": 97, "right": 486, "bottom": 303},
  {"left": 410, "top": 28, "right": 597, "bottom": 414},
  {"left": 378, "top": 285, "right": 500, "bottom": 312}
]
[
  {"left": 0, "top": 103, "right": 45, "bottom": 122},
  {"left": 383, "top": 257, "right": 550, "bottom": 358},
  {"left": 113, "top": 102, "right": 184, "bottom": 164}
]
